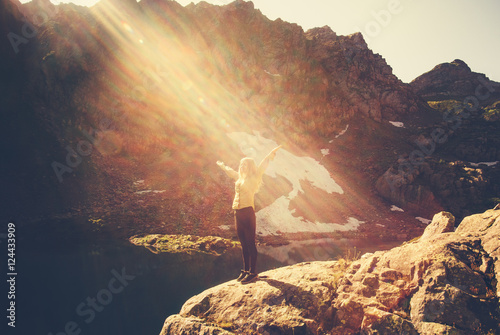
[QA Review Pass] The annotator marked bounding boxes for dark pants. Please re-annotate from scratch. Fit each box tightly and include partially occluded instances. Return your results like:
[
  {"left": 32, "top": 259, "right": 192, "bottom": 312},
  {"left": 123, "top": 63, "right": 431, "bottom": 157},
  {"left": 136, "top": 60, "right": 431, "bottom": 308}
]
[{"left": 234, "top": 207, "right": 257, "bottom": 274}]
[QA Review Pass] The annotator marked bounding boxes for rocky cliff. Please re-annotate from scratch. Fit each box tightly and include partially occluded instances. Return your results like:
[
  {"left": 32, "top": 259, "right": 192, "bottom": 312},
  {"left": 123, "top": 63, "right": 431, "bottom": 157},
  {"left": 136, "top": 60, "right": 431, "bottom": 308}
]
[
  {"left": 159, "top": 208, "right": 500, "bottom": 334},
  {"left": 410, "top": 59, "right": 500, "bottom": 106},
  {"left": 376, "top": 59, "right": 500, "bottom": 221}
]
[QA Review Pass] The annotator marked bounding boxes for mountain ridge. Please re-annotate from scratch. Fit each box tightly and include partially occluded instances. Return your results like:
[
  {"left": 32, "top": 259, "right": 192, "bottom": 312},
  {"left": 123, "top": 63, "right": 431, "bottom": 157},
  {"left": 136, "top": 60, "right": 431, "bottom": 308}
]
[
  {"left": 1, "top": 0, "right": 498, "bottom": 239},
  {"left": 410, "top": 58, "right": 500, "bottom": 105}
]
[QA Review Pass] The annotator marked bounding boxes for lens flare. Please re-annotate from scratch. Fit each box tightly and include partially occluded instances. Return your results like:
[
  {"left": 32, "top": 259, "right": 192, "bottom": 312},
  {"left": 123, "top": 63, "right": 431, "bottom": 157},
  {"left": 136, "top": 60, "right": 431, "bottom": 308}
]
[{"left": 63, "top": 0, "right": 396, "bottom": 243}]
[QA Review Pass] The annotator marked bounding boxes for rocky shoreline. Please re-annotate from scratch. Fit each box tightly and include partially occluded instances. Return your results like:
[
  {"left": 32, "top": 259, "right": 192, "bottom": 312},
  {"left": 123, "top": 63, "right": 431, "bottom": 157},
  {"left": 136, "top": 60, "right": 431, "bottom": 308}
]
[{"left": 159, "top": 208, "right": 500, "bottom": 334}]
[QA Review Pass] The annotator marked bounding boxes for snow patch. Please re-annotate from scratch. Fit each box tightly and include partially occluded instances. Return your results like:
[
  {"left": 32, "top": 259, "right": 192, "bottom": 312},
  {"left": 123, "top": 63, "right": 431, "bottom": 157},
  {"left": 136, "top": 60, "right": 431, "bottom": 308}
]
[
  {"left": 469, "top": 161, "right": 499, "bottom": 167},
  {"left": 135, "top": 190, "right": 152, "bottom": 195},
  {"left": 390, "top": 205, "right": 404, "bottom": 212},
  {"left": 332, "top": 124, "right": 349, "bottom": 140},
  {"left": 135, "top": 189, "right": 166, "bottom": 195},
  {"left": 256, "top": 196, "right": 363, "bottom": 235},
  {"left": 264, "top": 70, "right": 281, "bottom": 77},
  {"left": 227, "top": 131, "right": 360, "bottom": 236},
  {"left": 415, "top": 217, "right": 431, "bottom": 224},
  {"left": 389, "top": 121, "right": 405, "bottom": 128},
  {"left": 227, "top": 131, "right": 344, "bottom": 197}
]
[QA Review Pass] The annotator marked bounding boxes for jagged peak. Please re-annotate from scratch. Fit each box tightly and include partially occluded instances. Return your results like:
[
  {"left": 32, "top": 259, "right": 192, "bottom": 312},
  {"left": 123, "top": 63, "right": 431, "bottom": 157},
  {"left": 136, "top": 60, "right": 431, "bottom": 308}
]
[
  {"left": 410, "top": 57, "right": 500, "bottom": 104},
  {"left": 305, "top": 25, "right": 337, "bottom": 42},
  {"left": 344, "top": 31, "right": 368, "bottom": 49},
  {"left": 450, "top": 58, "right": 471, "bottom": 70},
  {"left": 305, "top": 28, "right": 368, "bottom": 51},
  {"left": 306, "top": 25, "right": 335, "bottom": 35},
  {"left": 225, "top": 0, "right": 255, "bottom": 11},
  {"left": 185, "top": 0, "right": 256, "bottom": 18},
  {"left": 429, "top": 58, "right": 472, "bottom": 74}
]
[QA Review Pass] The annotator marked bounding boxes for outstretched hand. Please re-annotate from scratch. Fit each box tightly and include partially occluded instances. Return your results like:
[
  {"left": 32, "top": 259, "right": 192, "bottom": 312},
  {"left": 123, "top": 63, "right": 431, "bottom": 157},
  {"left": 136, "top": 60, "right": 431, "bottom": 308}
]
[{"left": 216, "top": 160, "right": 224, "bottom": 167}]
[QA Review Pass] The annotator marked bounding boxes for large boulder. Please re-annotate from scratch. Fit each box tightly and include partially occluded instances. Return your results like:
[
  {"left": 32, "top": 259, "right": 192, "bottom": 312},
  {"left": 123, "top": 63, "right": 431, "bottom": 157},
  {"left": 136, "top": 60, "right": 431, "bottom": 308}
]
[
  {"left": 419, "top": 211, "right": 454, "bottom": 240},
  {"left": 160, "top": 261, "right": 343, "bottom": 335},
  {"left": 159, "top": 209, "right": 500, "bottom": 334}
]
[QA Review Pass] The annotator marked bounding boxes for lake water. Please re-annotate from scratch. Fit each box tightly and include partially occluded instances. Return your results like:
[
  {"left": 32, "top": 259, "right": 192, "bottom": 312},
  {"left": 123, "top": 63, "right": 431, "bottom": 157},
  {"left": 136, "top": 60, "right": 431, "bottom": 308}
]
[{"left": 9, "top": 221, "right": 404, "bottom": 335}]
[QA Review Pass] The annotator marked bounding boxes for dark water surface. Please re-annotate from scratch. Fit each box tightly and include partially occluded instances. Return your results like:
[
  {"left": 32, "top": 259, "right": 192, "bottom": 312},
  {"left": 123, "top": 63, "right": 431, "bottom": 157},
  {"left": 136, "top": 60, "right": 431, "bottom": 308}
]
[
  {"left": 7, "top": 219, "right": 284, "bottom": 335},
  {"left": 6, "top": 219, "right": 404, "bottom": 335},
  {"left": 13, "top": 239, "right": 257, "bottom": 335}
]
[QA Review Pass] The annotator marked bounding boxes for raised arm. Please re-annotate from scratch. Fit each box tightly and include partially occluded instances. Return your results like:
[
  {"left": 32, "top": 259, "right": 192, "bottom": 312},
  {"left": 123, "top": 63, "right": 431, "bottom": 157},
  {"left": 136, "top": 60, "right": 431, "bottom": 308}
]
[
  {"left": 217, "top": 161, "right": 239, "bottom": 180},
  {"left": 257, "top": 145, "right": 282, "bottom": 175}
]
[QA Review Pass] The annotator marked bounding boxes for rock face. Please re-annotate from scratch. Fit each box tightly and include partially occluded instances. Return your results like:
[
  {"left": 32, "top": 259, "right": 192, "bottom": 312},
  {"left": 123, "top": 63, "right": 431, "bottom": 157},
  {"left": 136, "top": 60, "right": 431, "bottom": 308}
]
[
  {"left": 410, "top": 59, "right": 500, "bottom": 105},
  {"left": 375, "top": 159, "right": 493, "bottom": 221},
  {"left": 175, "top": 1, "right": 426, "bottom": 133},
  {"left": 376, "top": 59, "right": 500, "bottom": 221},
  {"left": 303, "top": 26, "right": 425, "bottom": 123},
  {"left": 160, "top": 208, "right": 500, "bottom": 334}
]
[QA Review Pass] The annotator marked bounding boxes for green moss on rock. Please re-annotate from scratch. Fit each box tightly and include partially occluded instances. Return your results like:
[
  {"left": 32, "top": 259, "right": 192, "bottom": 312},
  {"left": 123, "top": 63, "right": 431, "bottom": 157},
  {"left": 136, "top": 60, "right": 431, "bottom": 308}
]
[{"left": 129, "top": 234, "right": 240, "bottom": 255}]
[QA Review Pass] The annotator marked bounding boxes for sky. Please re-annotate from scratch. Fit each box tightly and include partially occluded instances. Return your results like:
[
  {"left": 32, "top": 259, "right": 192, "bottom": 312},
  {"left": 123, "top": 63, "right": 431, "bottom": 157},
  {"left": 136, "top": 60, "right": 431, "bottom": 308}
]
[{"left": 21, "top": 0, "right": 500, "bottom": 83}]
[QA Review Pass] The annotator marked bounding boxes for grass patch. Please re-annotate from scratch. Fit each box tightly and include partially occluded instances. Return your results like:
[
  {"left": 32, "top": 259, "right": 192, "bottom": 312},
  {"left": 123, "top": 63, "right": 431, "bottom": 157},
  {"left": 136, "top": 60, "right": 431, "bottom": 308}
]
[
  {"left": 427, "top": 100, "right": 464, "bottom": 114},
  {"left": 332, "top": 247, "right": 362, "bottom": 289},
  {"left": 483, "top": 107, "right": 500, "bottom": 121}
]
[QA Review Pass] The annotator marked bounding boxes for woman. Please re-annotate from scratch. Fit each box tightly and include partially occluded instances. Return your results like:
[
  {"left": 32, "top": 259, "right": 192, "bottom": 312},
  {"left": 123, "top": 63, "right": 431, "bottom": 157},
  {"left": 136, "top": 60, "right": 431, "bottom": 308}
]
[{"left": 217, "top": 145, "right": 281, "bottom": 284}]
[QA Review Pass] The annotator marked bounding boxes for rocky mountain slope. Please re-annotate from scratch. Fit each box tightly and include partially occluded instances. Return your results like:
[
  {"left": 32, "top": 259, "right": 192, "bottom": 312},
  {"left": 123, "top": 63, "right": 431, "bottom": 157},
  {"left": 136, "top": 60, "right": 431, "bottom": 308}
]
[
  {"left": 410, "top": 59, "right": 500, "bottom": 106},
  {"left": 0, "top": 0, "right": 498, "bottom": 239},
  {"left": 159, "top": 208, "right": 500, "bottom": 335},
  {"left": 376, "top": 59, "right": 500, "bottom": 220}
]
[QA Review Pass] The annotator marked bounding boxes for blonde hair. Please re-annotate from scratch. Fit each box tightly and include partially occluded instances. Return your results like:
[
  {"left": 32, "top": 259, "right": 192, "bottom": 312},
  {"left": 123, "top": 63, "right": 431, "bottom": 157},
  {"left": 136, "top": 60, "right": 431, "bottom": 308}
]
[{"left": 237, "top": 157, "right": 262, "bottom": 191}]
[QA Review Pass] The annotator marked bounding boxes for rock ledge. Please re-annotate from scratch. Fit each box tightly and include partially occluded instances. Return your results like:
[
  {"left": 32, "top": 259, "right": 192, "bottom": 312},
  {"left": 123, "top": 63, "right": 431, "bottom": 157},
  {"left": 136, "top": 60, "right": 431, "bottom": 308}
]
[{"left": 160, "top": 209, "right": 500, "bottom": 334}]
